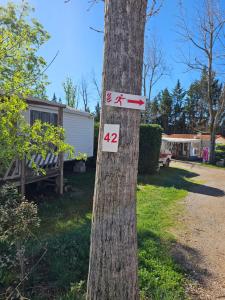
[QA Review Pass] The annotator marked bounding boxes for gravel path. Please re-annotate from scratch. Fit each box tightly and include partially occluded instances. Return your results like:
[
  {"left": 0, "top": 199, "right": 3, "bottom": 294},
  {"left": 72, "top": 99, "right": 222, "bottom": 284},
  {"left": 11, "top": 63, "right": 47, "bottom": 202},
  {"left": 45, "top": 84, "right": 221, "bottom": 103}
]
[{"left": 171, "top": 161, "right": 225, "bottom": 299}]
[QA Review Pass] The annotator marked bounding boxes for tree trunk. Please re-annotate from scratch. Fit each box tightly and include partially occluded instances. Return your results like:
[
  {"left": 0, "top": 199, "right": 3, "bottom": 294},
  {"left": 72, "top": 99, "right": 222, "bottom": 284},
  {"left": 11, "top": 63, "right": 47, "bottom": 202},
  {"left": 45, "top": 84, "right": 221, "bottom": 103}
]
[
  {"left": 209, "top": 124, "right": 216, "bottom": 164},
  {"left": 86, "top": 1, "right": 147, "bottom": 299}
]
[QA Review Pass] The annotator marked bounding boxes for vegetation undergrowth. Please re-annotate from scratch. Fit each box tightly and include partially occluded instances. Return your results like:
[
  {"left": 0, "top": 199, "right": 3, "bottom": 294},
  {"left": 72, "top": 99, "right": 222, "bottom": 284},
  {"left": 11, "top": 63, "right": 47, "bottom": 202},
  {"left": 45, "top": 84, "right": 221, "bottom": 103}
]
[{"left": 17, "top": 167, "right": 195, "bottom": 299}]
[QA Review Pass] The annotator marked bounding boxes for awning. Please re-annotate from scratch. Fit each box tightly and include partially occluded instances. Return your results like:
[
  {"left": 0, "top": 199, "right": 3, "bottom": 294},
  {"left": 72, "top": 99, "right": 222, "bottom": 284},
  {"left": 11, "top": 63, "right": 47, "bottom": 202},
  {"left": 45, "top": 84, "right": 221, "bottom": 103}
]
[{"left": 162, "top": 138, "right": 201, "bottom": 143}]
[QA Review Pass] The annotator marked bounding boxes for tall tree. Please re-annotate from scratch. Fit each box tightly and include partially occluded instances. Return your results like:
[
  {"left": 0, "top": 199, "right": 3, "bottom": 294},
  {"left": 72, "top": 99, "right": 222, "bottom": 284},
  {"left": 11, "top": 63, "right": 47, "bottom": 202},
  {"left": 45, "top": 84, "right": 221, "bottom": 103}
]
[
  {"left": 52, "top": 92, "right": 57, "bottom": 103},
  {"left": 160, "top": 88, "right": 172, "bottom": 133},
  {"left": 0, "top": 1, "right": 50, "bottom": 98},
  {"left": 63, "top": 77, "right": 78, "bottom": 108},
  {"left": 186, "top": 70, "right": 210, "bottom": 133},
  {"left": 80, "top": 78, "right": 90, "bottom": 112},
  {"left": 150, "top": 93, "right": 161, "bottom": 123},
  {"left": 142, "top": 36, "right": 168, "bottom": 123},
  {"left": 92, "top": 70, "right": 102, "bottom": 101},
  {"left": 94, "top": 101, "right": 101, "bottom": 122},
  {"left": 178, "top": 0, "right": 225, "bottom": 163},
  {"left": 186, "top": 81, "right": 207, "bottom": 132},
  {"left": 92, "top": 71, "right": 102, "bottom": 121},
  {"left": 171, "top": 80, "right": 186, "bottom": 133},
  {"left": 144, "top": 92, "right": 161, "bottom": 124},
  {"left": 87, "top": 1, "right": 149, "bottom": 299},
  {"left": 143, "top": 36, "right": 169, "bottom": 101}
]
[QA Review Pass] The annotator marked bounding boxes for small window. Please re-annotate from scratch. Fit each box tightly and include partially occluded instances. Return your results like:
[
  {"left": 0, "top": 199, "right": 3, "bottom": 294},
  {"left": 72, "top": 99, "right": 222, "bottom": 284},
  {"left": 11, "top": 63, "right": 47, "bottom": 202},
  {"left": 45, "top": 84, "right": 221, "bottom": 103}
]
[{"left": 30, "top": 110, "right": 58, "bottom": 126}]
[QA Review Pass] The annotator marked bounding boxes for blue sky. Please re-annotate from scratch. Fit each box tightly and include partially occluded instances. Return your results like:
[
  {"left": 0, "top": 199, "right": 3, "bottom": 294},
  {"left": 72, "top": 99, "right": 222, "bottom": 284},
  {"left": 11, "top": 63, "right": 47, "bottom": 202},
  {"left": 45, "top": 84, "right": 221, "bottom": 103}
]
[{"left": 2, "top": 0, "right": 207, "bottom": 110}]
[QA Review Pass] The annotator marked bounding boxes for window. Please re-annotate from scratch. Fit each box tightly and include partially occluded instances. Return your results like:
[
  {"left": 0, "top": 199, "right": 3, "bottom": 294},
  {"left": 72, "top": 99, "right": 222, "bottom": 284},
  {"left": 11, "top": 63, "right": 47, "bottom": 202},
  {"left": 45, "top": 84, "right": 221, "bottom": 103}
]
[{"left": 30, "top": 110, "right": 58, "bottom": 126}]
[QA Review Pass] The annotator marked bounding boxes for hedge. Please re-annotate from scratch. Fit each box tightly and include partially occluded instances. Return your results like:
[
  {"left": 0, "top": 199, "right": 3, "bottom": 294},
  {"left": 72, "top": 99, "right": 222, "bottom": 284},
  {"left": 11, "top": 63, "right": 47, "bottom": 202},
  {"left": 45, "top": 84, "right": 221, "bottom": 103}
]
[
  {"left": 93, "top": 123, "right": 162, "bottom": 174},
  {"left": 215, "top": 144, "right": 225, "bottom": 166},
  {"left": 138, "top": 124, "right": 162, "bottom": 174}
]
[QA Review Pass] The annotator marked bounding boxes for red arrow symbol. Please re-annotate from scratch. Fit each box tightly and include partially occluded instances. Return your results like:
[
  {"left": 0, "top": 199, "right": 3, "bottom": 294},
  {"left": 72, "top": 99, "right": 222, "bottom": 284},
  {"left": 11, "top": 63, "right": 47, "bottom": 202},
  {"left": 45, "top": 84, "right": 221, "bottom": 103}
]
[{"left": 127, "top": 99, "right": 145, "bottom": 106}]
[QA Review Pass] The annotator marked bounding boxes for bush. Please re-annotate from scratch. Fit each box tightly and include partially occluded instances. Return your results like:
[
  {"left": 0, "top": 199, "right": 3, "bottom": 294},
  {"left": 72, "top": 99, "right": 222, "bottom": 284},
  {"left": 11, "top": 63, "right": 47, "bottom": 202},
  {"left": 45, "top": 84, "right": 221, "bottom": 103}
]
[
  {"left": 215, "top": 144, "right": 225, "bottom": 165},
  {"left": 138, "top": 124, "right": 162, "bottom": 174},
  {"left": 0, "top": 184, "right": 40, "bottom": 297},
  {"left": 93, "top": 123, "right": 162, "bottom": 174}
]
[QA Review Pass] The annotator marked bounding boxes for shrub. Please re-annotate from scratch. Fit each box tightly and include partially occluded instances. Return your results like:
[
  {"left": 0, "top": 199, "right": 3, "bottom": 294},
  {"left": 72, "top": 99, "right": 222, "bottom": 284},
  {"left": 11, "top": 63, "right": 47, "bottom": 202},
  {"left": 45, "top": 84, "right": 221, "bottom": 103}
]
[
  {"left": 0, "top": 184, "right": 40, "bottom": 297},
  {"left": 215, "top": 144, "right": 225, "bottom": 165},
  {"left": 138, "top": 124, "right": 162, "bottom": 174},
  {"left": 93, "top": 123, "right": 162, "bottom": 174}
]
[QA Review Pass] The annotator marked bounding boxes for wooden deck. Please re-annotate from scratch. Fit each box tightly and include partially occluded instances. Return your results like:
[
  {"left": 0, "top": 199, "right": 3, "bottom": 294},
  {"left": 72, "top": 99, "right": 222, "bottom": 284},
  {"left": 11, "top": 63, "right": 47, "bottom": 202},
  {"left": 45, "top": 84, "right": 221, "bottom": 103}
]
[
  {"left": 0, "top": 98, "right": 65, "bottom": 197},
  {"left": 0, "top": 153, "right": 63, "bottom": 196}
]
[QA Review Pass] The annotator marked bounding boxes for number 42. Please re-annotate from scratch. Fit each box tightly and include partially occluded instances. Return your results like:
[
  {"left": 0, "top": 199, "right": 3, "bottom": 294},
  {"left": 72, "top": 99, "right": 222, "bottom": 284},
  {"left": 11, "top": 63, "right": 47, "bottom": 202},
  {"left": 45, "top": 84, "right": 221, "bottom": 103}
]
[{"left": 104, "top": 132, "right": 118, "bottom": 143}]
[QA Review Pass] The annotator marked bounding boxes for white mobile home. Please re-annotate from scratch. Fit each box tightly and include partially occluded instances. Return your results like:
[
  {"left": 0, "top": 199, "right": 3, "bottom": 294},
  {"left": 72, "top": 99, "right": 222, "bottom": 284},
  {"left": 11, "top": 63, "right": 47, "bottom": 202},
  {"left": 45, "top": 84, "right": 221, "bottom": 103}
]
[
  {"left": 63, "top": 106, "right": 94, "bottom": 159},
  {"left": 25, "top": 97, "right": 94, "bottom": 159},
  {"left": 2, "top": 96, "right": 94, "bottom": 195}
]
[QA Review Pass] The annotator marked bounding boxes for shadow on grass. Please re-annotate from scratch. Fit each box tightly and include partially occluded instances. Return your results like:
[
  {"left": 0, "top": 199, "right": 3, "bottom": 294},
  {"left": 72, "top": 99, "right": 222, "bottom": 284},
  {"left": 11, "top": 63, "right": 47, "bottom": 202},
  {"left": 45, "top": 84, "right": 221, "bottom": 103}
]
[
  {"left": 138, "top": 167, "right": 225, "bottom": 197},
  {"left": 138, "top": 229, "right": 212, "bottom": 299},
  {"left": 171, "top": 240, "right": 212, "bottom": 285}
]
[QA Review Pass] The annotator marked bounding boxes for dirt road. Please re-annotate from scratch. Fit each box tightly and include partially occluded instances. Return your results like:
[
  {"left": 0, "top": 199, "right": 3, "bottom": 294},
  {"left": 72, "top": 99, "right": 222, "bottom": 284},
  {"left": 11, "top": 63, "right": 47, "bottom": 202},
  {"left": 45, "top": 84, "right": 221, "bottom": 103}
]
[{"left": 171, "top": 161, "right": 225, "bottom": 299}]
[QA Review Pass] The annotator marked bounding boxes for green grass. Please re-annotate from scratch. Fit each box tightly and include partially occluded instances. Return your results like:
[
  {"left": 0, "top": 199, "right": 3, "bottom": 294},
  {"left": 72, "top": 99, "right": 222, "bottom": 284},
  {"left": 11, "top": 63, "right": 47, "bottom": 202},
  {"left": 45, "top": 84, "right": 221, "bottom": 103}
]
[
  {"left": 137, "top": 170, "right": 188, "bottom": 300},
  {"left": 26, "top": 166, "right": 196, "bottom": 299},
  {"left": 199, "top": 162, "right": 225, "bottom": 169}
]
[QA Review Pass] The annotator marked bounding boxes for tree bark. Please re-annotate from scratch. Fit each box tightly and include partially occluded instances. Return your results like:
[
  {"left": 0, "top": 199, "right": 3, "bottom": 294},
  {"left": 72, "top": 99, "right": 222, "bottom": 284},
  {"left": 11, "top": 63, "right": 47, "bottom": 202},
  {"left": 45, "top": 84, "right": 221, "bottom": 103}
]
[
  {"left": 86, "top": 1, "right": 147, "bottom": 299},
  {"left": 209, "top": 124, "right": 216, "bottom": 163}
]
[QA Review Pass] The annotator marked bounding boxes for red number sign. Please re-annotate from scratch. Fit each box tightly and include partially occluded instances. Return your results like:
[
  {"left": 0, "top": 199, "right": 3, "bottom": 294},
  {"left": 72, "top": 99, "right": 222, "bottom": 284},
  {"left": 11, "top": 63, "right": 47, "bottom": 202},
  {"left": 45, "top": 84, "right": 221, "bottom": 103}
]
[{"left": 102, "top": 124, "right": 120, "bottom": 153}]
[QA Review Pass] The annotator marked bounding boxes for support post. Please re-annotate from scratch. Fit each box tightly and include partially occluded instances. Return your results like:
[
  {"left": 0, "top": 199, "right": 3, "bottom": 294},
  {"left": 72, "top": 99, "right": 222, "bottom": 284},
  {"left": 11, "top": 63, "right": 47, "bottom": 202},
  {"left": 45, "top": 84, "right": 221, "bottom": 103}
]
[
  {"left": 57, "top": 107, "right": 64, "bottom": 195},
  {"left": 20, "top": 158, "right": 25, "bottom": 198}
]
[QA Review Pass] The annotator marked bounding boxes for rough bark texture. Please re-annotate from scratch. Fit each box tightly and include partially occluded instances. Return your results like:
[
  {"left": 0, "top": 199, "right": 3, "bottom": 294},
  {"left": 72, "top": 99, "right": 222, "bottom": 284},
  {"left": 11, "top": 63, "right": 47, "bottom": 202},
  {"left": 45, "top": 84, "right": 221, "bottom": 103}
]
[
  {"left": 209, "top": 125, "right": 216, "bottom": 163},
  {"left": 86, "top": 1, "right": 147, "bottom": 299}
]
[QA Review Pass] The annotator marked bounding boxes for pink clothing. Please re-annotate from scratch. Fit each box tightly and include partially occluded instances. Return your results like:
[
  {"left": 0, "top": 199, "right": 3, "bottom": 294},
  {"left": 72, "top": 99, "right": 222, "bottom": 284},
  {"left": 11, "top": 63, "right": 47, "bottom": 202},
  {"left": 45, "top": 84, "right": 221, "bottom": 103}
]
[{"left": 202, "top": 147, "right": 209, "bottom": 162}]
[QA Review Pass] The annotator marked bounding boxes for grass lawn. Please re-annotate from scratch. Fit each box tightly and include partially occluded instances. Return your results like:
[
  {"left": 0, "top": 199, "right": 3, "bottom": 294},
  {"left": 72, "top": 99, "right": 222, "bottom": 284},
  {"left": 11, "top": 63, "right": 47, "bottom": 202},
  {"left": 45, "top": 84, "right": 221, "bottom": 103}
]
[
  {"left": 199, "top": 162, "right": 225, "bottom": 169},
  {"left": 26, "top": 166, "right": 196, "bottom": 299}
]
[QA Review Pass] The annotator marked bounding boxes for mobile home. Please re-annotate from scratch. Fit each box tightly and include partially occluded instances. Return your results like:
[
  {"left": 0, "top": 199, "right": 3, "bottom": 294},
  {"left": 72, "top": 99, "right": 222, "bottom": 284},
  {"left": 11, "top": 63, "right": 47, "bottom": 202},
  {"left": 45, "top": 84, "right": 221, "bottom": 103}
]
[
  {"left": 1, "top": 96, "right": 94, "bottom": 194},
  {"left": 161, "top": 133, "right": 225, "bottom": 161}
]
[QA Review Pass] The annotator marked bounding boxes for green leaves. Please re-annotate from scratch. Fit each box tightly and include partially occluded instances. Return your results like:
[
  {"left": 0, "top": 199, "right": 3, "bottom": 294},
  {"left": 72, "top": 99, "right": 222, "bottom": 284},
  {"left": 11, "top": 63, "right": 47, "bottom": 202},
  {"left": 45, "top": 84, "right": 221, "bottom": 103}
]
[
  {"left": 0, "top": 2, "right": 74, "bottom": 177},
  {"left": 0, "top": 1, "right": 50, "bottom": 97},
  {"left": 0, "top": 184, "right": 40, "bottom": 243}
]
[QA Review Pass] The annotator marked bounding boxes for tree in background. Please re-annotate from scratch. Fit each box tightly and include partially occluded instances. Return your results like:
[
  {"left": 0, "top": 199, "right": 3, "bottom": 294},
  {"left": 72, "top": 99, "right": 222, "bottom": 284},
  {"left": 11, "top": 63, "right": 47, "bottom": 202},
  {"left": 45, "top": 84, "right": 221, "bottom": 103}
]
[
  {"left": 80, "top": 78, "right": 90, "bottom": 112},
  {"left": 178, "top": 0, "right": 225, "bottom": 163},
  {"left": 142, "top": 36, "right": 169, "bottom": 123},
  {"left": 171, "top": 80, "right": 186, "bottom": 133},
  {"left": 186, "top": 69, "right": 210, "bottom": 133},
  {"left": 143, "top": 36, "right": 169, "bottom": 101},
  {"left": 160, "top": 88, "right": 172, "bottom": 132},
  {"left": 92, "top": 71, "right": 101, "bottom": 121},
  {"left": 92, "top": 70, "right": 102, "bottom": 102},
  {"left": 63, "top": 77, "right": 78, "bottom": 108},
  {"left": 94, "top": 101, "right": 101, "bottom": 122},
  {"left": 52, "top": 93, "right": 57, "bottom": 103},
  {"left": 0, "top": 1, "right": 73, "bottom": 178},
  {"left": 186, "top": 81, "right": 207, "bottom": 132},
  {"left": 144, "top": 92, "right": 161, "bottom": 124},
  {"left": 0, "top": 1, "right": 49, "bottom": 98}
]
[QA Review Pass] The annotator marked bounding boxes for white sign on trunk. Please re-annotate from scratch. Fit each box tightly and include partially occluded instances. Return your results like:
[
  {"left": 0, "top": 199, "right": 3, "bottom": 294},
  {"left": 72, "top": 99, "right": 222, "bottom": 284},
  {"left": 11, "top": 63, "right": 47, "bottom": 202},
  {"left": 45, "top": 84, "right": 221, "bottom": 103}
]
[
  {"left": 105, "top": 91, "right": 146, "bottom": 110},
  {"left": 102, "top": 124, "right": 120, "bottom": 153}
]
